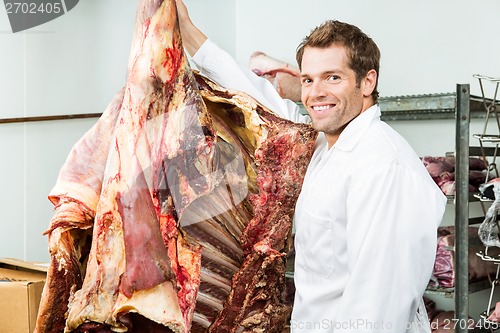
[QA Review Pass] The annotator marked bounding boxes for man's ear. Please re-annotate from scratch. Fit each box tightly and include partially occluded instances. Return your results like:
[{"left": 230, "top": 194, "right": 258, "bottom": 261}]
[{"left": 362, "top": 69, "right": 377, "bottom": 97}]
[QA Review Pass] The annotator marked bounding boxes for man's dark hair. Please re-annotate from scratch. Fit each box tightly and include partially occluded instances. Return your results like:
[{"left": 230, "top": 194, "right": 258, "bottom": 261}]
[{"left": 296, "top": 20, "right": 380, "bottom": 104}]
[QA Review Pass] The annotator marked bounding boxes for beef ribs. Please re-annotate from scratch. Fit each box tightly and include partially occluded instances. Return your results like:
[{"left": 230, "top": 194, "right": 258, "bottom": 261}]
[{"left": 35, "top": 0, "right": 316, "bottom": 332}]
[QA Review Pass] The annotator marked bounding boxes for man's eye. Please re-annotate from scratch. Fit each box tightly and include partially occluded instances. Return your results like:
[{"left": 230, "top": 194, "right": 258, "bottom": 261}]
[
  {"left": 301, "top": 78, "right": 312, "bottom": 85},
  {"left": 327, "top": 75, "right": 340, "bottom": 81}
]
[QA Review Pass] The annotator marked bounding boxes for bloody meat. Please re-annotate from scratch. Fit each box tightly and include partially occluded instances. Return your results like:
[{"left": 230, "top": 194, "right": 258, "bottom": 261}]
[{"left": 35, "top": 0, "right": 316, "bottom": 332}]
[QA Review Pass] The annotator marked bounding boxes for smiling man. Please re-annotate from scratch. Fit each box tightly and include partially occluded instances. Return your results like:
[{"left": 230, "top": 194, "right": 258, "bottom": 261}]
[
  {"left": 176, "top": 1, "right": 447, "bottom": 332},
  {"left": 297, "top": 24, "right": 378, "bottom": 148}
]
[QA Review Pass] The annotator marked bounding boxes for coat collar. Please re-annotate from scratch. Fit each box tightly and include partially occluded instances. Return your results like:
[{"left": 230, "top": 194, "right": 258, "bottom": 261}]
[{"left": 332, "top": 104, "right": 380, "bottom": 152}]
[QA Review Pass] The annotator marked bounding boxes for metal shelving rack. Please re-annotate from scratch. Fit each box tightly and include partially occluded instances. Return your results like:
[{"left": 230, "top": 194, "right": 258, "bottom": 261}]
[
  {"left": 472, "top": 74, "right": 500, "bottom": 331},
  {"left": 472, "top": 74, "right": 500, "bottom": 185},
  {"left": 379, "top": 82, "right": 500, "bottom": 333},
  {"left": 456, "top": 75, "right": 500, "bottom": 332},
  {"left": 476, "top": 250, "right": 500, "bottom": 330}
]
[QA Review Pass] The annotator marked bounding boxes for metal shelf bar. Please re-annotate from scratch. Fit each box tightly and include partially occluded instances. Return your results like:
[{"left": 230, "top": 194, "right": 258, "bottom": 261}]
[
  {"left": 456, "top": 83, "right": 471, "bottom": 333},
  {"left": 0, "top": 113, "right": 102, "bottom": 124}
]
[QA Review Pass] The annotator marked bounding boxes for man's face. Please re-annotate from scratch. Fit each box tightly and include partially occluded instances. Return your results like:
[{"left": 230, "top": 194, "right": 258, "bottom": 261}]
[{"left": 300, "top": 44, "right": 370, "bottom": 145}]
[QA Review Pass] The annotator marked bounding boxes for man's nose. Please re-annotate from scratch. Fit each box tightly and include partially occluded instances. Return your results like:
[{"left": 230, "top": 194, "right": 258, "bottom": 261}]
[{"left": 309, "top": 81, "right": 327, "bottom": 98}]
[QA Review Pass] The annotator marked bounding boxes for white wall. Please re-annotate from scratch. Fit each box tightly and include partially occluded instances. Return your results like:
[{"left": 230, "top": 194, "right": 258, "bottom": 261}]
[
  {"left": 1, "top": 1, "right": 499, "bottom": 316},
  {"left": 0, "top": 0, "right": 135, "bottom": 262},
  {"left": 228, "top": 0, "right": 500, "bottom": 99}
]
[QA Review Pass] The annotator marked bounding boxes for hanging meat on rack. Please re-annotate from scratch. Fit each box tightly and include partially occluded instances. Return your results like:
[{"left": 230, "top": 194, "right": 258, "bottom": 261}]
[
  {"left": 248, "top": 51, "right": 301, "bottom": 102},
  {"left": 429, "top": 226, "right": 500, "bottom": 289},
  {"left": 421, "top": 156, "right": 489, "bottom": 195},
  {"left": 34, "top": 0, "right": 316, "bottom": 332}
]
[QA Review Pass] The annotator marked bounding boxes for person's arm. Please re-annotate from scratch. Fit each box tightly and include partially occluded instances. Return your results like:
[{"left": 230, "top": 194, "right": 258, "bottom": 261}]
[
  {"left": 334, "top": 162, "right": 445, "bottom": 333},
  {"left": 175, "top": 0, "right": 309, "bottom": 123},
  {"left": 175, "top": 0, "right": 207, "bottom": 57}
]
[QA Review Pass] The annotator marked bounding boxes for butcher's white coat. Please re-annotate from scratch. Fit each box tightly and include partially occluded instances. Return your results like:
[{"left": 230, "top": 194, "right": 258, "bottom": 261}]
[{"left": 192, "top": 39, "right": 446, "bottom": 333}]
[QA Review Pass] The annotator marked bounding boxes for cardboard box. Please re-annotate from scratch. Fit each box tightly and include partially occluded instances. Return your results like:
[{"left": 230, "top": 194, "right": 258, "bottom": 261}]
[{"left": 0, "top": 258, "right": 48, "bottom": 333}]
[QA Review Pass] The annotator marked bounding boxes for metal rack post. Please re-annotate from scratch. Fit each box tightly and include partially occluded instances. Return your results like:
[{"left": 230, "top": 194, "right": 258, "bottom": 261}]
[{"left": 456, "top": 83, "right": 470, "bottom": 333}]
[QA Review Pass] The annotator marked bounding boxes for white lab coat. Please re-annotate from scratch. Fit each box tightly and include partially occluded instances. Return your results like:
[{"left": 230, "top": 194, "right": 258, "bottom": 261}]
[{"left": 192, "top": 39, "right": 447, "bottom": 332}]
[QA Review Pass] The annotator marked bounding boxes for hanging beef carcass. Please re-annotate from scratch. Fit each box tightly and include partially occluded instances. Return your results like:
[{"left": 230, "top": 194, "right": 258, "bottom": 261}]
[{"left": 35, "top": 0, "right": 316, "bottom": 332}]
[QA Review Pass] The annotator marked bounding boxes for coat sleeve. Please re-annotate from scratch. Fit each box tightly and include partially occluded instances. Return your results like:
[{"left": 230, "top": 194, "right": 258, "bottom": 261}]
[
  {"left": 334, "top": 160, "right": 446, "bottom": 332},
  {"left": 191, "top": 39, "right": 310, "bottom": 124}
]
